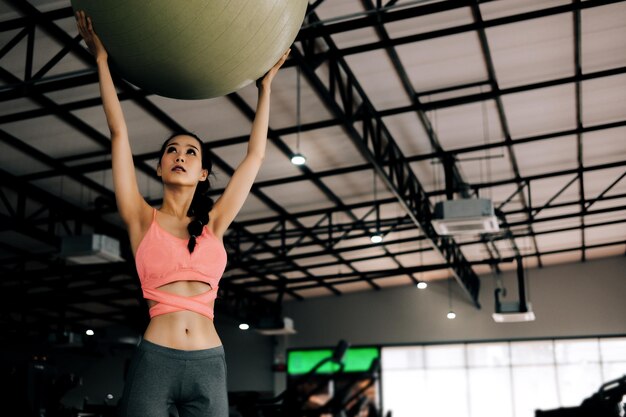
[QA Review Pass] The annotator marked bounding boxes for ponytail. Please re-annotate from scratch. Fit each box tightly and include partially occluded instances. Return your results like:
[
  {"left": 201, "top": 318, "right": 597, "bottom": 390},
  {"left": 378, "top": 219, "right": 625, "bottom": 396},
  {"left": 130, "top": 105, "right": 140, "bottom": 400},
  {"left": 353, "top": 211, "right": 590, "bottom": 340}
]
[{"left": 186, "top": 179, "right": 213, "bottom": 253}]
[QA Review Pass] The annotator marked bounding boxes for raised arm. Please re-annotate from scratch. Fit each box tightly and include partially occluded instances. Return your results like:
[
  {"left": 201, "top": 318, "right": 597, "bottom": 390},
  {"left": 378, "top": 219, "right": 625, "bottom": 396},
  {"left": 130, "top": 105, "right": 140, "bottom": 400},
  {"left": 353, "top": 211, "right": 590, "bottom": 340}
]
[
  {"left": 210, "top": 50, "right": 290, "bottom": 237},
  {"left": 76, "top": 12, "right": 151, "bottom": 235}
]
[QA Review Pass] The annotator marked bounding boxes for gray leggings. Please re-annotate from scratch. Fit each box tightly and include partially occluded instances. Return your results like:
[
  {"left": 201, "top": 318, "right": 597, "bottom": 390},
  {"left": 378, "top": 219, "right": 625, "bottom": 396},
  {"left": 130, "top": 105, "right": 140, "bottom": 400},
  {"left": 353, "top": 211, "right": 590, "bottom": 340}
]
[{"left": 119, "top": 339, "right": 228, "bottom": 417}]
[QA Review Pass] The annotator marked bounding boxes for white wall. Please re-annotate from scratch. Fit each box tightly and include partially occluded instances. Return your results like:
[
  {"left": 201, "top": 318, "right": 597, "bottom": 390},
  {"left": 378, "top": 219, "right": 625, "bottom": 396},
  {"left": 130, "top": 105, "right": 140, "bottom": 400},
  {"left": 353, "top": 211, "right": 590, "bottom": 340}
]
[{"left": 281, "top": 256, "right": 626, "bottom": 348}]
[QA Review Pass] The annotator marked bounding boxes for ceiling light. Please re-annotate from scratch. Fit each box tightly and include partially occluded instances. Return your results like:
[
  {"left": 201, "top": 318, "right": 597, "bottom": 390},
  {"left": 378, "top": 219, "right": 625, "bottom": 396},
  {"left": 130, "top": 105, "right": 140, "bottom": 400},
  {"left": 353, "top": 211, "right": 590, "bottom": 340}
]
[
  {"left": 291, "top": 154, "right": 306, "bottom": 166},
  {"left": 85, "top": 329, "right": 95, "bottom": 336},
  {"left": 370, "top": 233, "right": 383, "bottom": 244},
  {"left": 417, "top": 281, "right": 428, "bottom": 289},
  {"left": 447, "top": 311, "right": 456, "bottom": 320},
  {"left": 239, "top": 323, "right": 250, "bottom": 331}
]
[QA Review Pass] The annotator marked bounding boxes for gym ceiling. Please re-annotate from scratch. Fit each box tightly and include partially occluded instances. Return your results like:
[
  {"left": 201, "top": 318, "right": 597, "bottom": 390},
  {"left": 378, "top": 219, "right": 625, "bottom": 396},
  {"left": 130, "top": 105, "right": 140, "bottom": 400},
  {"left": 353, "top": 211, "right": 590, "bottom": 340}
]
[{"left": 1, "top": 0, "right": 625, "bottom": 340}]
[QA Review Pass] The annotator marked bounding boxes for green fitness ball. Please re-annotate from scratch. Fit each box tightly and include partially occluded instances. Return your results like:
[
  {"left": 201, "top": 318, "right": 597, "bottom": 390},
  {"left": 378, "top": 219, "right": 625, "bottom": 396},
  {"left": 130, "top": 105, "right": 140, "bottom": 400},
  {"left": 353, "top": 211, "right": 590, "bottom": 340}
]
[{"left": 72, "top": 0, "right": 307, "bottom": 99}]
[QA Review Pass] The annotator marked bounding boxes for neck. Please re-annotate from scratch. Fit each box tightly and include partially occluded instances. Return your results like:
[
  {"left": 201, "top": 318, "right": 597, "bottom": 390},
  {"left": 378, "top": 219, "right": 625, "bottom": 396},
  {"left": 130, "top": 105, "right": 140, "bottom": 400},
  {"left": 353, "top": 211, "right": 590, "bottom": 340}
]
[{"left": 161, "top": 186, "right": 194, "bottom": 219}]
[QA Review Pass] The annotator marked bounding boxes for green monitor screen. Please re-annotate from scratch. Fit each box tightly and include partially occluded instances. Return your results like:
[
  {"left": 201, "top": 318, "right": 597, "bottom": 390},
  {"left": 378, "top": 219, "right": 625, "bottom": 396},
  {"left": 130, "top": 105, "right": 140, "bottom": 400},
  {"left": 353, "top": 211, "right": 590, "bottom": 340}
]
[{"left": 287, "top": 347, "right": 379, "bottom": 375}]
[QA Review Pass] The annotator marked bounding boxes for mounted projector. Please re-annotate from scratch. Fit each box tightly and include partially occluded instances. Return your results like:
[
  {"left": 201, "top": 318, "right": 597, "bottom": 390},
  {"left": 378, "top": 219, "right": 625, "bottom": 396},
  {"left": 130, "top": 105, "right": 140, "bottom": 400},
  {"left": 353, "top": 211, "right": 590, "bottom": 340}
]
[
  {"left": 256, "top": 317, "right": 296, "bottom": 336},
  {"left": 61, "top": 234, "right": 124, "bottom": 264},
  {"left": 432, "top": 198, "right": 500, "bottom": 235}
]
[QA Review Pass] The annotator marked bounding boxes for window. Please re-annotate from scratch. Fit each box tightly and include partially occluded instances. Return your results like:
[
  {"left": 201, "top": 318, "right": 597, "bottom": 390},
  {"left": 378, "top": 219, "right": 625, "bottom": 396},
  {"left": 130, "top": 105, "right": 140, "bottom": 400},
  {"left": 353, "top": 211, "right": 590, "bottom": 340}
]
[{"left": 381, "top": 336, "right": 626, "bottom": 417}]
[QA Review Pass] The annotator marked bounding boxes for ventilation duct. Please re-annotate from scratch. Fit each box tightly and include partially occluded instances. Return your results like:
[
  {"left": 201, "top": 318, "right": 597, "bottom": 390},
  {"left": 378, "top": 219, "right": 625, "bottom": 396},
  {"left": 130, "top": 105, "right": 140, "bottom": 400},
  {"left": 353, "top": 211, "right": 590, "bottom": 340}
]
[
  {"left": 60, "top": 234, "right": 124, "bottom": 264},
  {"left": 432, "top": 198, "right": 500, "bottom": 235}
]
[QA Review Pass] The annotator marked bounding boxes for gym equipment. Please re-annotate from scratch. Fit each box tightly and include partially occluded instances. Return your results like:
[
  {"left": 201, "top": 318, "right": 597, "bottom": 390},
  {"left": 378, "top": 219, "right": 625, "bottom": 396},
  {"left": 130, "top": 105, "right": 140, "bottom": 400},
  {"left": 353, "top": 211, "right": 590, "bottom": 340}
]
[
  {"left": 536, "top": 374, "right": 626, "bottom": 417},
  {"left": 231, "top": 340, "right": 385, "bottom": 417},
  {"left": 71, "top": 0, "right": 308, "bottom": 99}
]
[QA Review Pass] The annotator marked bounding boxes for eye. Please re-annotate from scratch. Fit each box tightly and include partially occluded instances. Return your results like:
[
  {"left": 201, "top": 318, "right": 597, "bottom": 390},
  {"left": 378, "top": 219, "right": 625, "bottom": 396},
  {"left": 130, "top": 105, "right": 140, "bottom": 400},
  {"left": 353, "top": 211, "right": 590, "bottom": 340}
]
[
  {"left": 187, "top": 149, "right": 197, "bottom": 156},
  {"left": 166, "top": 146, "right": 177, "bottom": 153}
]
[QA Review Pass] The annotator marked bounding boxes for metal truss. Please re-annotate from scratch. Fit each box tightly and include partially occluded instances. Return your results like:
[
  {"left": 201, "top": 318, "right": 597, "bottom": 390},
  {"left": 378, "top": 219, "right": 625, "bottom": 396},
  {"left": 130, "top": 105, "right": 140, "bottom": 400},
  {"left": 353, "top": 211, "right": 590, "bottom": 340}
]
[
  {"left": 294, "top": 10, "right": 482, "bottom": 307},
  {"left": 1, "top": 0, "right": 625, "bottom": 334}
]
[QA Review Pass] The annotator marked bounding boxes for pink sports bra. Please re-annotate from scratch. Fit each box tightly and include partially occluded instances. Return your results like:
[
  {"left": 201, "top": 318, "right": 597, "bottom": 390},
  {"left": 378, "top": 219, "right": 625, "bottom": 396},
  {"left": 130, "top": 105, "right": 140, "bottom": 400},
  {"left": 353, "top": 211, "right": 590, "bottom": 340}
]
[{"left": 135, "top": 209, "right": 227, "bottom": 320}]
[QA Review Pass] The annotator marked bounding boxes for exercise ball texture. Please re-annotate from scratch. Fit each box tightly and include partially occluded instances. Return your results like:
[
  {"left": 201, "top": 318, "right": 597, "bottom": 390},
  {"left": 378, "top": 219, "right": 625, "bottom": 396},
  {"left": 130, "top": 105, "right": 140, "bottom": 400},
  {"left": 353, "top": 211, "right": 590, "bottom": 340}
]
[{"left": 71, "top": 0, "right": 308, "bottom": 99}]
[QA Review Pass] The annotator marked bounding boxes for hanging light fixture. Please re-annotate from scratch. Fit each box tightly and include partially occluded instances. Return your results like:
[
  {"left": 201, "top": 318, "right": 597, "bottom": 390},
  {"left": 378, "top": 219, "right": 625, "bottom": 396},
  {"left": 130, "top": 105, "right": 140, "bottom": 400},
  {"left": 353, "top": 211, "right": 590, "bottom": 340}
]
[
  {"left": 370, "top": 233, "right": 383, "bottom": 244},
  {"left": 416, "top": 238, "right": 427, "bottom": 289},
  {"left": 370, "top": 170, "right": 384, "bottom": 243},
  {"left": 446, "top": 277, "right": 456, "bottom": 319},
  {"left": 291, "top": 66, "right": 307, "bottom": 166}
]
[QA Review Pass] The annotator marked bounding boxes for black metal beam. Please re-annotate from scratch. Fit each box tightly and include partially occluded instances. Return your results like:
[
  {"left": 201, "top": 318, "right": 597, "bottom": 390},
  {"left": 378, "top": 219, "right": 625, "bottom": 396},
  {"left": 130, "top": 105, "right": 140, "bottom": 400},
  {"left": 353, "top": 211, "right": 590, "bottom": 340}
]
[
  {"left": 253, "top": 238, "right": 626, "bottom": 294},
  {"left": 574, "top": 0, "right": 586, "bottom": 262},
  {"left": 296, "top": 11, "right": 482, "bottom": 307},
  {"left": 301, "top": 0, "right": 623, "bottom": 57}
]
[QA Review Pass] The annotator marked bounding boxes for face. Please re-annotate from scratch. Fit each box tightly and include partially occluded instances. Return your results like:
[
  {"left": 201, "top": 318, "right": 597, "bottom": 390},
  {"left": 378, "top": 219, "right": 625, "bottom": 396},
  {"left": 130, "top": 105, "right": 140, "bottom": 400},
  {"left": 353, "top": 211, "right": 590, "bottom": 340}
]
[{"left": 157, "top": 135, "right": 208, "bottom": 185}]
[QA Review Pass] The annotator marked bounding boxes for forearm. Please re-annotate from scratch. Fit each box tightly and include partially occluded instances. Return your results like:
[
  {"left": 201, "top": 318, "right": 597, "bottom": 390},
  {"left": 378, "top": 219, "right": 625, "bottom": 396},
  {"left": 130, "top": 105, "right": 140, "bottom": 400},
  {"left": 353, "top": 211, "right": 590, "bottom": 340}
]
[
  {"left": 247, "top": 86, "right": 271, "bottom": 159},
  {"left": 96, "top": 57, "right": 128, "bottom": 139}
]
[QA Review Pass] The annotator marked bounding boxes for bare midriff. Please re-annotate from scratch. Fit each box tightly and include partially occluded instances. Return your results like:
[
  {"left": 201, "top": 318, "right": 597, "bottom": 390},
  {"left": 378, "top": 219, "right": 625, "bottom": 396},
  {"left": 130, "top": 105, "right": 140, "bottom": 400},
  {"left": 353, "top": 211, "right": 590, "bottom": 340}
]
[{"left": 143, "top": 280, "right": 222, "bottom": 351}]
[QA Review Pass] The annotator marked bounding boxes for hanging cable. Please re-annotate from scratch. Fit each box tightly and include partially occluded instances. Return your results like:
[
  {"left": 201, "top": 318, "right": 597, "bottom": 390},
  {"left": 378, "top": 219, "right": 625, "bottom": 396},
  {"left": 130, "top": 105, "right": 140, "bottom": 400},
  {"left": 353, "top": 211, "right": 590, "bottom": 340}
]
[{"left": 291, "top": 66, "right": 306, "bottom": 166}]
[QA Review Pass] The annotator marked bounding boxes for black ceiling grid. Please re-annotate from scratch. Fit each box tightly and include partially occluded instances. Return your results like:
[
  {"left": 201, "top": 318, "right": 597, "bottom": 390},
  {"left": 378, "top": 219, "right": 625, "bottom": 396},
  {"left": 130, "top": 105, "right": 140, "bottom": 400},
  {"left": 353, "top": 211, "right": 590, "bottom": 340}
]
[{"left": 1, "top": 0, "right": 625, "bottom": 338}]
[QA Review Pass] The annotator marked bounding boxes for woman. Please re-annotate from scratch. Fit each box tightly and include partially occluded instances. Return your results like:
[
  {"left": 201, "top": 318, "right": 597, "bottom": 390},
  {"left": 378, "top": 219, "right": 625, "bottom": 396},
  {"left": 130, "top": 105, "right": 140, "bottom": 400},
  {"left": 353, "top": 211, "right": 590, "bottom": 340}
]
[{"left": 76, "top": 11, "right": 289, "bottom": 417}]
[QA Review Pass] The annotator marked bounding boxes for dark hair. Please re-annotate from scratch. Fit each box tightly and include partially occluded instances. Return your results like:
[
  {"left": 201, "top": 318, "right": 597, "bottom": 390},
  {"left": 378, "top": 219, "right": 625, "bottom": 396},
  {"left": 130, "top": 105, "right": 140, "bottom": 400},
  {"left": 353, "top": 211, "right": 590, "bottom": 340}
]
[{"left": 159, "top": 132, "right": 214, "bottom": 253}]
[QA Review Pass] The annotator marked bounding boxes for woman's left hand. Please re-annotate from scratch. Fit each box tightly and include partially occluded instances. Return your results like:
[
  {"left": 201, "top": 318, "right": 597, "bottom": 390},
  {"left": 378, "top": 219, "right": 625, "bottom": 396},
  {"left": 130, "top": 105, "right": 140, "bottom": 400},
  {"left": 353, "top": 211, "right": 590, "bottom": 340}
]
[{"left": 257, "top": 49, "right": 290, "bottom": 90}]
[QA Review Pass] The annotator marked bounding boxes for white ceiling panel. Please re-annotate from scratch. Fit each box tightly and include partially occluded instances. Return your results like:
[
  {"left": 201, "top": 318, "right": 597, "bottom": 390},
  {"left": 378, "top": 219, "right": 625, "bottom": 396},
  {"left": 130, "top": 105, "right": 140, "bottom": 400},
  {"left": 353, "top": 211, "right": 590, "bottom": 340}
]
[
  {"left": 396, "top": 32, "right": 487, "bottom": 92},
  {"left": 433, "top": 99, "right": 504, "bottom": 149},
  {"left": 262, "top": 179, "right": 331, "bottom": 213},
  {"left": 0, "top": 97, "right": 39, "bottom": 116},
  {"left": 460, "top": 242, "right": 487, "bottom": 262},
  {"left": 530, "top": 216, "right": 581, "bottom": 234},
  {"left": 479, "top": 0, "right": 571, "bottom": 20},
  {"left": 256, "top": 140, "right": 305, "bottom": 182},
  {"left": 514, "top": 135, "right": 577, "bottom": 177},
  {"left": 409, "top": 160, "right": 440, "bottom": 192},
  {"left": 383, "top": 111, "right": 431, "bottom": 156},
  {"left": 313, "top": 0, "right": 366, "bottom": 21},
  {"left": 586, "top": 223, "right": 626, "bottom": 246},
  {"left": 374, "top": 275, "right": 416, "bottom": 289},
  {"left": 581, "top": 2, "right": 626, "bottom": 73},
  {"left": 350, "top": 255, "right": 402, "bottom": 272},
  {"left": 583, "top": 167, "right": 626, "bottom": 200},
  {"left": 0, "top": 144, "right": 50, "bottom": 175},
  {"left": 486, "top": 14, "right": 574, "bottom": 88},
  {"left": 583, "top": 126, "right": 626, "bottom": 166},
  {"left": 321, "top": 171, "right": 395, "bottom": 206},
  {"left": 345, "top": 49, "right": 412, "bottom": 110},
  {"left": 584, "top": 208, "right": 626, "bottom": 225},
  {"left": 288, "top": 286, "right": 336, "bottom": 299},
  {"left": 148, "top": 94, "right": 252, "bottom": 141},
  {"left": 2, "top": 114, "right": 103, "bottom": 158},
  {"left": 527, "top": 175, "right": 580, "bottom": 208},
  {"left": 331, "top": 26, "right": 380, "bottom": 49},
  {"left": 294, "top": 125, "right": 364, "bottom": 172},
  {"left": 536, "top": 229, "right": 581, "bottom": 252},
  {"left": 540, "top": 250, "right": 584, "bottom": 266},
  {"left": 385, "top": 5, "right": 473, "bottom": 38},
  {"left": 585, "top": 246, "right": 625, "bottom": 260},
  {"left": 582, "top": 74, "right": 626, "bottom": 126},
  {"left": 457, "top": 146, "right": 514, "bottom": 184},
  {"left": 502, "top": 84, "right": 577, "bottom": 138}
]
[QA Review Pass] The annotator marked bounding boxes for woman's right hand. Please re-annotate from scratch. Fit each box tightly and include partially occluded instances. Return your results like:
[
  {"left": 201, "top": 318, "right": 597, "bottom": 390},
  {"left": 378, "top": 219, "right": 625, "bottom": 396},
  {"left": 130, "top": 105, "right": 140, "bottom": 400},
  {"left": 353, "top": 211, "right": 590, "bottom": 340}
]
[{"left": 76, "top": 11, "right": 107, "bottom": 61}]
